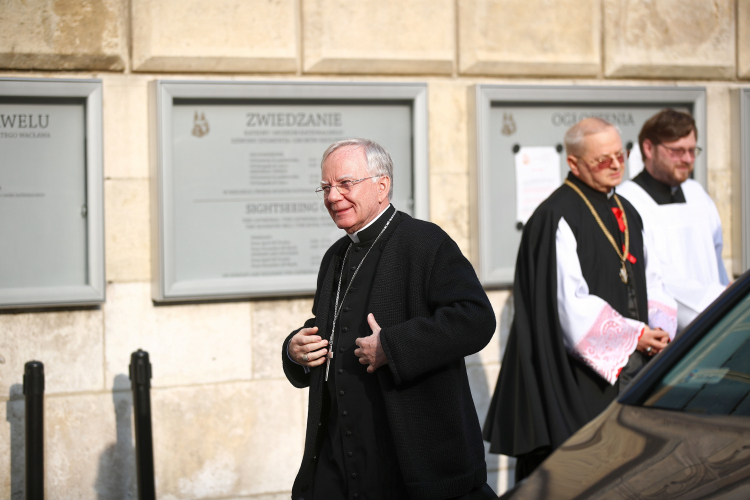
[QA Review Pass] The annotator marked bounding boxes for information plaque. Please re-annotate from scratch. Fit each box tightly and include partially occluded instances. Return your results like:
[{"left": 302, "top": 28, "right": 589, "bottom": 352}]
[
  {"left": 471, "top": 85, "right": 707, "bottom": 287},
  {"left": 732, "top": 88, "right": 750, "bottom": 276},
  {"left": 0, "top": 78, "right": 105, "bottom": 308},
  {"left": 152, "top": 81, "right": 428, "bottom": 301}
]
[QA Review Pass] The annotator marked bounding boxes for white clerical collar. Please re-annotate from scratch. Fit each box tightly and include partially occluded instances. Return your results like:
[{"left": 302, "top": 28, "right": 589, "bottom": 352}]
[
  {"left": 348, "top": 204, "right": 392, "bottom": 243},
  {"left": 606, "top": 189, "right": 614, "bottom": 199}
]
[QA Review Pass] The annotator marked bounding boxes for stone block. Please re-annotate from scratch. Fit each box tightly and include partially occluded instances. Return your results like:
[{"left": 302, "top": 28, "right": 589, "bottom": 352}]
[
  {"left": 487, "top": 464, "right": 515, "bottom": 497},
  {"left": 103, "top": 282, "right": 252, "bottom": 389},
  {"left": 151, "top": 380, "right": 303, "bottom": 498},
  {"left": 430, "top": 172, "right": 470, "bottom": 256},
  {"left": 459, "top": 0, "right": 600, "bottom": 76},
  {"left": 103, "top": 75, "right": 150, "bottom": 179},
  {"left": 429, "top": 81, "right": 469, "bottom": 174},
  {"left": 252, "top": 298, "right": 314, "bottom": 380},
  {"left": 0, "top": 0, "right": 127, "bottom": 71},
  {"left": 0, "top": 398, "right": 24, "bottom": 499},
  {"left": 466, "top": 289, "right": 511, "bottom": 367},
  {"left": 706, "top": 86, "right": 733, "bottom": 259},
  {"left": 303, "top": 0, "right": 455, "bottom": 75},
  {"left": 0, "top": 309, "right": 104, "bottom": 396},
  {"left": 467, "top": 363, "right": 500, "bottom": 470},
  {"left": 604, "top": 0, "right": 735, "bottom": 79},
  {"left": 105, "top": 179, "right": 151, "bottom": 282},
  {"left": 131, "top": 0, "right": 298, "bottom": 73},
  {"left": 740, "top": 0, "right": 750, "bottom": 78},
  {"left": 45, "top": 391, "right": 136, "bottom": 498}
]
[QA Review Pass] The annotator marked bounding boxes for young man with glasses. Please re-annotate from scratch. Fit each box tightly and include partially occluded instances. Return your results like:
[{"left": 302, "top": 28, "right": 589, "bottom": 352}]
[
  {"left": 618, "top": 109, "right": 729, "bottom": 331},
  {"left": 282, "top": 139, "right": 497, "bottom": 500},
  {"left": 483, "top": 117, "right": 677, "bottom": 483}
]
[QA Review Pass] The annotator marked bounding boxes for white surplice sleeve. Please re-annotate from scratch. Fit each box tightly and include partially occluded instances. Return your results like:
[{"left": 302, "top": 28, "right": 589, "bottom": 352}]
[{"left": 556, "top": 217, "right": 644, "bottom": 385}]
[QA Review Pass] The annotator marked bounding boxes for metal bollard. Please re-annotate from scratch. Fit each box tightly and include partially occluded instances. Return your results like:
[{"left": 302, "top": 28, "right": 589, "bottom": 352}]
[
  {"left": 23, "top": 361, "right": 45, "bottom": 500},
  {"left": 129, "top": 350, "right": 156, "bottom": 500}
]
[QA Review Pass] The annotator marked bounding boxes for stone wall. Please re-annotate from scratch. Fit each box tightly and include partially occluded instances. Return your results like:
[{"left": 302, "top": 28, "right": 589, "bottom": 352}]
[{"left": 0, "top": 1, "right": 747, "bottom": 498}]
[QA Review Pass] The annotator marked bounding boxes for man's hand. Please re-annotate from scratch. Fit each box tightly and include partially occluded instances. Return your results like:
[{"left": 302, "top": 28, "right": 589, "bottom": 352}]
[
  {"left": 637, "top": 326, "right": 670, "bottom": 356},
  {"left": 354, "top": 314, "right": 388, "bottom": 373},
  {"left": 288, "top": 326, "right": 329, "bottom": 367}
]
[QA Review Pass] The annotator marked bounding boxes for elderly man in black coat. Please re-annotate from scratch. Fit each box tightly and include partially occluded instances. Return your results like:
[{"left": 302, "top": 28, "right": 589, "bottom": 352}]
[{"left": 282, "top": 138, "right": 497, "bottom": 500}]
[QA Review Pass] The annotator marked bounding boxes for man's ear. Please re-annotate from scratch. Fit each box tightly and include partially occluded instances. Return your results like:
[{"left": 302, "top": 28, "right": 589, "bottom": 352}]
[
  {"left": 377, "top": 176, "right": 390, "bottom": 203},
  {"left": 642, "top": 139, "right": 655, "bottom": 162},
  {"left": 567, "top": 155, "right": 580, "bottom": 177}
]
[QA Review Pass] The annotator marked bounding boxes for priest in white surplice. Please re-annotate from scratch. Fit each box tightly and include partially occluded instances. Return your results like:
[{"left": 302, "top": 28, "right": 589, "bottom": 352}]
[{"left": 618, "top": 109, "right": 729, "bottom": 332}]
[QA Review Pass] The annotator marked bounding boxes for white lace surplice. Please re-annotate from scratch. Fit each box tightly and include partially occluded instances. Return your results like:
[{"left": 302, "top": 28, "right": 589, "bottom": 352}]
[{"left": 556, "top": 218, "right": 677, "bottom": 385}]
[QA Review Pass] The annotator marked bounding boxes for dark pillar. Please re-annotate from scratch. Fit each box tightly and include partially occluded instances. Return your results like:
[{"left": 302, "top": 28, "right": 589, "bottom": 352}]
[
  {"left": 129, "top": 350, "right": 156, "bottom": 500},
  {"left": 23, "top": 361, "right": 44, "bottom": 500}
]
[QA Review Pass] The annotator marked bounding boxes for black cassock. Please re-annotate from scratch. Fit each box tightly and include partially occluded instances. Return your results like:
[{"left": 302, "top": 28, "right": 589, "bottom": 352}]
[
  {"left": 283, "top": 207, "right": 497, "bottom": 500},
  {"left": 483, "top": 173, "right": 649, "bottom": 479}
]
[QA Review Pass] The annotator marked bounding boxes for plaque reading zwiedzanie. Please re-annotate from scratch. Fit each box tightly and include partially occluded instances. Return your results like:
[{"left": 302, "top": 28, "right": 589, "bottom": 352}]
[
  {"left": 153, "top": 82, "right": 428, "bottom": 301},
  {"left": 0, "top": 79, "right": 104, "bottom": 308}
]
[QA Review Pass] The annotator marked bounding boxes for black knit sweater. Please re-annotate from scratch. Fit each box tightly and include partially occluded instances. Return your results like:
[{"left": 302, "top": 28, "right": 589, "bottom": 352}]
[{"left": 282, "top": 212, "right": 496, "bottom": 500}]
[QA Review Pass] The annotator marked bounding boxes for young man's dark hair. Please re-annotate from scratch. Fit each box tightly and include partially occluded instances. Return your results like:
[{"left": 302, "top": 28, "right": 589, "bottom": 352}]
[{"left": 638, "top": 108, "right": 698, "bottom": 158}]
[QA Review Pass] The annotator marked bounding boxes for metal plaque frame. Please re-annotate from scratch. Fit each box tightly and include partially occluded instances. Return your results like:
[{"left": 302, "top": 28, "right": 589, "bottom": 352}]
[
  {"left": 0, "top": 78, "right": 105, "bottom": 308},
  {"left": 732, "top": 88, "right": 750, "bottom": 276},
  {"left": 471, "top": 85, "right": 707, "bottom": 287},
  {"left": 151, "top": 80, "right": 429, "bottom": 302}
]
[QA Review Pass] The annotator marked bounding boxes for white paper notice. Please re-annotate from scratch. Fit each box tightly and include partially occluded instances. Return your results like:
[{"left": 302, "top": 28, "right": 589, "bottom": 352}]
[
  {"left": 628, "top": 146, "right": 644, "bottom": 179},
  {"left": 515, "top": 146, "right": 561, "bottom": 224}
]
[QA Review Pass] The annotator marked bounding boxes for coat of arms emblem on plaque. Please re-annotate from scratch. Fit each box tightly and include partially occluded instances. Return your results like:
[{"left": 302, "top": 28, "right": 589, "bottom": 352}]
[{"left": 192, "top": 111, "right": 210, "bottom": 138}]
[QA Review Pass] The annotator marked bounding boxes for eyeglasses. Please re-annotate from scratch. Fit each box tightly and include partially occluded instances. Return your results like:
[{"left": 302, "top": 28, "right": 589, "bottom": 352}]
[
  {"left": 658, "top": 144, "right": 702, "bottom": 158},
  {"left": 577, "top": 150, "right": 629, "bottom": 171},
  {"left": 315, "top": 176, "right": 379, "bottom": 198}
]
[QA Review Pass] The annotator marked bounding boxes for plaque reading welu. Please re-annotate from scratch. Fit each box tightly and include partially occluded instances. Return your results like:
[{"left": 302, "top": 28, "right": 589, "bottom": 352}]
[
  {"left": 0, "top": 78, "right": 104, "bottom": 308},
  {"left": 152, "top": 81, "right": 428, "bottom": 301}
]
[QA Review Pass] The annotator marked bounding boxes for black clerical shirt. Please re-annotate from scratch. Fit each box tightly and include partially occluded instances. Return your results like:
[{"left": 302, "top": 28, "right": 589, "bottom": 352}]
[
  {"left": 313, "top": 204, "right": 407, "bottom": 500},
  {"left": 632, "top": 168, "right": 686, "bottom": 204}
]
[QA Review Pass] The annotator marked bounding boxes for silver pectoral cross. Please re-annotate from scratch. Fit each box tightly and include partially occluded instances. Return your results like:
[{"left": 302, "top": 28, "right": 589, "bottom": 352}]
[{"left": 325, "top": 346, "right": 333, "bottom": 381}]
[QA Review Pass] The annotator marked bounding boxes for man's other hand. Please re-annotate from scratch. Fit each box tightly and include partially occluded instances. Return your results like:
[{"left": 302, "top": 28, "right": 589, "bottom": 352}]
[
  {"left": 289, "top": 327, "right": 329, "bottom": 367},
  {"left": 637, "top": 326, "right": 670, "bottom": 356},
  {"left": 355, "top": 314, "right": 388, "bottom": 373}
]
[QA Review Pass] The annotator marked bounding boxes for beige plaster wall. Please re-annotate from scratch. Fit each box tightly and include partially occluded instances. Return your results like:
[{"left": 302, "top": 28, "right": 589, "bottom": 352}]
[{"left": 1, "top": 1, "right": 748, "bottom": 499}]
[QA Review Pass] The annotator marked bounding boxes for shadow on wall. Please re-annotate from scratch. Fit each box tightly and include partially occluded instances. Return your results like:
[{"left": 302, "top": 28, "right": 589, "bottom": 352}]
[
  {"left": 94, "top": 374, "right": 137, "bottom": 499},
  {"left": 7, "top": 383, "right": 24, "bottom": 500}
]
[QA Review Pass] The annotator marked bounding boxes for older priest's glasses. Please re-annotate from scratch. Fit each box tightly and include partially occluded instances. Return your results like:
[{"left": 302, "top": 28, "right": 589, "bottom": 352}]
[
  {"left": 577, "top": 150, "right": 629, "bottom": 171},
  {"left": 315, "top": 176, "right": 380, "bottom": 198}
]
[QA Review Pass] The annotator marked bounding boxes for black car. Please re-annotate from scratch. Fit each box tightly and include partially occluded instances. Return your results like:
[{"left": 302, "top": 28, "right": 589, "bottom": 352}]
[{"left": 502, "top": 270, "right": 750, "bottom": 500}]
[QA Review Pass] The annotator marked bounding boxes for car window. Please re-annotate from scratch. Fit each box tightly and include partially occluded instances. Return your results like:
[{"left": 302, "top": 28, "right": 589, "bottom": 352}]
[{"left": 642, "top": 293, "right": 750, "bottom": 416}]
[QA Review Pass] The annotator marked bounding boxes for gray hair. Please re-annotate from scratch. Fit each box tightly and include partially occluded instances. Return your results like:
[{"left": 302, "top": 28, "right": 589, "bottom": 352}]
[
  {"left": 564, "top": 117, "right": 620, "bottom": 157},
  {"left": 321, "top": 138, "right": 394, "bottom": 199}
]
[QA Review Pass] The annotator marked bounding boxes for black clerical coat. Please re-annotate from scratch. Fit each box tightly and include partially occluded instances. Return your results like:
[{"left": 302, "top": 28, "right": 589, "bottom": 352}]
[
  {"left": 483, "top": 174, "right": 648, "bottom": 460},
  {"left": 282, "top": 211, "right": 496, "bottom": 500}
]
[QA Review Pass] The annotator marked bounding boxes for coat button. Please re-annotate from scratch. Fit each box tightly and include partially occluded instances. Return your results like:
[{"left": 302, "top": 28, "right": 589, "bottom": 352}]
[
  {"left": 344, "top": 307, "right": 350, "bottom": 312},
  {"left": 342, "top": 327, "right": 348, "bottom": 332},
  {"left": 342, "top": 411, "right": 348, "bottom": 416},
  {"left": 339, "top": 347, "right": 345, "bottom": 353},
  {"left": 350, "top": 266, "right": 356, "bottom": 272},
  {"left": 351, "top": 472, "right": 357, "bottom": 479},
  {"left": 353, "top": 494, "right": 359, "bottom": 498},
  {"left": 355, "top": 247, "right": 361, "bottom": 252},
  {"left": 348, "top": 451, "right": 353, "bottom": 457},
  {"left": 346, "top": 430, "right": 352, "bottom": 436},
  {"left": 339, "top": 390, "right": 345, "bottom": 396},
  {"left": 350, "top": 287, "right": 356, "bottom": 292},
  {"left": 338, "top": 369, "right": 344, "bottom": 374}
]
